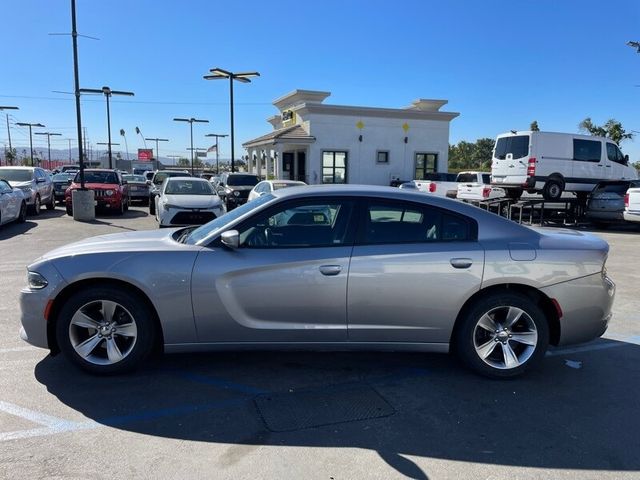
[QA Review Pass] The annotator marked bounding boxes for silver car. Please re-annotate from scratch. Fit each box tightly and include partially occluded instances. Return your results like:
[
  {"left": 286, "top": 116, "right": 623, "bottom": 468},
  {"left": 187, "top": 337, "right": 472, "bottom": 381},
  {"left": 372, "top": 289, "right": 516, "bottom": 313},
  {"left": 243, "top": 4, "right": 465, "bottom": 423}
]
[
  {"left": 19, "top": 185, "right": 615, "bottom": 378},
  {"left": 0, "top": 166, "right": 55, "bottom": 214}
]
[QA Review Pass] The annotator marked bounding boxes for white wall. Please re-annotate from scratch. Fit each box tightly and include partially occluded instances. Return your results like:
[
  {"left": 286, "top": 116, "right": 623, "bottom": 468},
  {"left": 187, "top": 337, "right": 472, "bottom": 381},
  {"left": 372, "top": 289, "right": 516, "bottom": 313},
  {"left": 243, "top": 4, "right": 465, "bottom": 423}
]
[{"left": 304, "top": 113, "right": 450, "bottom": 185}]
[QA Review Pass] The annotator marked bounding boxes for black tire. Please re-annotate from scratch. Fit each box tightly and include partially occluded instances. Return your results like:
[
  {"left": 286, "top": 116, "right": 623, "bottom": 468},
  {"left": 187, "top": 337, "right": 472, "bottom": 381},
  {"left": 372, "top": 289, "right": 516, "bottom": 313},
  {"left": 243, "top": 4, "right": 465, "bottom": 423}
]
[
  {"left": 504, "top": 189, "right": 522, "bottom": 200},
  {"left": 31, "top": 194, "right": 41, "bottom": 216},
  {"left": 123, "top": 198, "right": 129, "bottom": 212},
  {"left": 17, "top": 202, "right": 27, "bottom": 223},
  {"left": 454, "top": 292, "right": 549, "bottom": 378},
  {"left": 46, "top": 195, "right": 55, "bottom": 210},
  {"left": 55, "top": 285, "right": 157, "bottom": 375},
  {"left": 149, "top": 197, "right": 156, "bottom": 215},
  {"left": 66, "top": 204, "right": 73, "bottom": 216},
  {"left": 117, "top": 200, "right": 125, "bottom": 216},
  {"left": 542, "top": 178, "right": 564, "bottom": 201}
]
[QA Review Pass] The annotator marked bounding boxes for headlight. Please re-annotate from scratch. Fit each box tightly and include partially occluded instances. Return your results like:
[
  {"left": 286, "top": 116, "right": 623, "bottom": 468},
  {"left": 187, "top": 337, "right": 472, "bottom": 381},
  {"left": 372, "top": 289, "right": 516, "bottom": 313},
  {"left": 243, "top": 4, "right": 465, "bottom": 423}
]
[
  {"left": 233, "top": 191, "right": 240, "bottom": 197},
  {"left": 19, "top": 186, "right": 32, "bottom": 193},
  {"left": 27, "top": 271, "right": 48, "bottom": 290},
  {"left": 105, "top": 190, "right": 114, "bottom": 196},
  {"left": 163, "top": 203, "right": 179, "bottom": 209}
]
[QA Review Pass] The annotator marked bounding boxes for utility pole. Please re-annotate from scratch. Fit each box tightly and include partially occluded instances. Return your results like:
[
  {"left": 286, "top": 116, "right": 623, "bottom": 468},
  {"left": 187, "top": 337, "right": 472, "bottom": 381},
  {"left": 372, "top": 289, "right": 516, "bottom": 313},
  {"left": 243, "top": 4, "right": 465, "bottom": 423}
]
[
  {"left": 0, "top": 107, "right": 19, "bottom": 157},
  {"left": 16, "top": 122, "right": 45, "bottom": 166},
  {"left": 35, "top": 132, "right": 62, "bottom": 169},
  {"left": 144, "top": 137, "right": 169, "bottom": 164}
]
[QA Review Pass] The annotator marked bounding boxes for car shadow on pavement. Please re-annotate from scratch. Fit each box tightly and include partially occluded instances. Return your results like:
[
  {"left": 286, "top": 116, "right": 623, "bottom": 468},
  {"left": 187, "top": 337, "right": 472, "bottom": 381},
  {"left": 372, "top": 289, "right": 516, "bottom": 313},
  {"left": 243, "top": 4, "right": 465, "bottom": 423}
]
[
  {"left": 0, "top": 220, "right": 38, "bottom": 240},
  {"left": 35, "top": 339, "right": 640, "bottom": 477}
]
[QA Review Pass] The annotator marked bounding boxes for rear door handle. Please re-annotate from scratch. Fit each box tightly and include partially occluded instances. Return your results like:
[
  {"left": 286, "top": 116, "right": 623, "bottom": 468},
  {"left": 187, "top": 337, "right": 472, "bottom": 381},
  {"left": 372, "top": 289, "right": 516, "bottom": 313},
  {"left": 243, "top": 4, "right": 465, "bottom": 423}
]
[
  {"left": 319, "top": 265, "right": 342, "bottom": 276},
  {"left": 450, "top": 258, "right": 473, "bottom": 269}
]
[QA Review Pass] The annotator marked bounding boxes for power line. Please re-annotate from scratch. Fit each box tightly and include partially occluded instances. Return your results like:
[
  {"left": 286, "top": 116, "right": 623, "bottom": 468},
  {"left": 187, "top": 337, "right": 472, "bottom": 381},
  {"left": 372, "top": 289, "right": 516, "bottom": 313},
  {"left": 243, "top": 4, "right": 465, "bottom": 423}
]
[{"left": 0, "top": 94, "right": 270, "bottom": 106}]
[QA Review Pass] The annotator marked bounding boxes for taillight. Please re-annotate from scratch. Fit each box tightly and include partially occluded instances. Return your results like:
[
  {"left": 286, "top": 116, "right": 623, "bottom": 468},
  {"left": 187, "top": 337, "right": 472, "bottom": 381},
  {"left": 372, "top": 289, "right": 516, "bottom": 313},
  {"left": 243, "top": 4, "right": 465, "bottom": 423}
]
[
  {"left": 527, "top": 157, "right": 536, "bottom": 177},
  {"left": 624, "top": 193, "right": 629, "bottom": 207},
  {"left": 429, "top": 182, "right": 436, "bottom": 193},
  {"left": 482, "top": 187, "right": 491, "bottom": 198}
]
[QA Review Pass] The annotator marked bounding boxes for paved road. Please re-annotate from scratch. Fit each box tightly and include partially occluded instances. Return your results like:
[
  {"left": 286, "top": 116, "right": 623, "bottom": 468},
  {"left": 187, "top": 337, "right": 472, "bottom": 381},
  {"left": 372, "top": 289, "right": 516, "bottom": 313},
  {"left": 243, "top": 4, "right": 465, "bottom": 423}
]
[{"left": 0, "top": 207, "right": 639, "bottom": 480}]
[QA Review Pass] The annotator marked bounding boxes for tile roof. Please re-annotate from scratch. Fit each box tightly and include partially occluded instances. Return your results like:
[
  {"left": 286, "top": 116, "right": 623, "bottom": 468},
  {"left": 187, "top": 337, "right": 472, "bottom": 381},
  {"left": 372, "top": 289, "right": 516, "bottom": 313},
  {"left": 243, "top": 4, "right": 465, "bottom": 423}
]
[{"left": 242, "top": 125, "right": 315, "bottom": 148}]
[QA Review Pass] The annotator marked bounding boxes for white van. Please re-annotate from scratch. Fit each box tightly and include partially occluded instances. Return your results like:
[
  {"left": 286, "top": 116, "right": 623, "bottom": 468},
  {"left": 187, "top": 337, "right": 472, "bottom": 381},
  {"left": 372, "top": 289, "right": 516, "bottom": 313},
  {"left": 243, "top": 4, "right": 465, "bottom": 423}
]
[{"left": 491, "top": 131, "right": 638, "bottom": 200}]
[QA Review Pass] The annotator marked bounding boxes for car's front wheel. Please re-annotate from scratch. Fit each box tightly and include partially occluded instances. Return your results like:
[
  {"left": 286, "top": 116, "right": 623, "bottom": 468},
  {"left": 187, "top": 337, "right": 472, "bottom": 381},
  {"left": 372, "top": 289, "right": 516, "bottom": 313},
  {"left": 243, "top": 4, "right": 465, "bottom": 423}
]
[
  {"left": 455, "top": 292, "right": 549, "bottom": 378},
  {"left": 31, "top": 194, "right": 41, "bottom": 215},
  {"left": 55, "top": 286, "right": 157, "bottom": 374},
  {"left": 17, "top": 202, "right": 27, "bottom": 223}
]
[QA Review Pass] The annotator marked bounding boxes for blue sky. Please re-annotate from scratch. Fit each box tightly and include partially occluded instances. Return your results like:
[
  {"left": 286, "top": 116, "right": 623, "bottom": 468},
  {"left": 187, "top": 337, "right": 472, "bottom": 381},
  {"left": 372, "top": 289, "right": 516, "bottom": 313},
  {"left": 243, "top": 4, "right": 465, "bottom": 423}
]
[{"left": 1, "top": 0, "right": 638, "bottom": 163}]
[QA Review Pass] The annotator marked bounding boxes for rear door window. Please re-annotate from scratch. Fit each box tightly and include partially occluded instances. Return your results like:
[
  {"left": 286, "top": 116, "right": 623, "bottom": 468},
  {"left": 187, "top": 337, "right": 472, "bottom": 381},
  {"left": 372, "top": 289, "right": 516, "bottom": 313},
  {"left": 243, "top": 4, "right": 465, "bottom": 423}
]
[
  {"left": 573, "top": 139, "right": 601, "bottom": 162},
  {"left": 494, "top": 136, "right": 529, "bottom": 160}
]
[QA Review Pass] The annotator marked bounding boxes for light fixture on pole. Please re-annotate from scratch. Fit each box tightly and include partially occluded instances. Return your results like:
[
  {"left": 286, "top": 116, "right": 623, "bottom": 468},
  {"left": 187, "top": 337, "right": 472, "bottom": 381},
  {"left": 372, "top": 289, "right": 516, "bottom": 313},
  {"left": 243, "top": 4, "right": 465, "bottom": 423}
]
[
  {"left": 79, "top": 86, "right": 134, "bottom": 169},
  {"left": 119, "top": 129, "right": 129, "bottom": 161},
  {"left": 203, "top": 67, "right": 259, "bottom": 172},
  {"left": 205, "top": 133, "right": 228, "bottom": 174},
  {"left": 34, "top": 132, "right": 62, "bottom": 169},
  {"left": 173, "top": 117, "right": 209, "bottom": 176},
  {"left": 16, "top": 122, "right": 45, "bottom": 166},
  {"left": 0, "top": 106, "right": 19, "bottom": 157},
  {"left": 144, "top": 137, "right": 169, "bottom": 164},
  {"left": 135, "top": 126, "right": 147, "bottom": 149}
]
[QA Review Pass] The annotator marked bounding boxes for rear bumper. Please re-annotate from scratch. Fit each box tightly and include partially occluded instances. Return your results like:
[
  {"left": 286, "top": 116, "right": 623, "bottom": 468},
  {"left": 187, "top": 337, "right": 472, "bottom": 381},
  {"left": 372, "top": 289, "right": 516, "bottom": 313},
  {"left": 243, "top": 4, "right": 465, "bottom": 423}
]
[
  {"left": 491, "top": 175, "right": 534, "bottom": 189},
  {"left": 585, "top": 210, "right": 624, "bottom": 222},
  {"left": 623, "top": 210, "right": 640, "bottom": 223},
  {"left": 541, "top": 273, "right": 615, "bottom": 346}
]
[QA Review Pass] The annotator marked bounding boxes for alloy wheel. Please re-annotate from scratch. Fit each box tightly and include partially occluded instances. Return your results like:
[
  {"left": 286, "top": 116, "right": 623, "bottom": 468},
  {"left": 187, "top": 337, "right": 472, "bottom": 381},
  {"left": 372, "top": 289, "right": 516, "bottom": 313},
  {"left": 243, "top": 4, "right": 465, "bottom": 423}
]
[
  {"left": 68, "top": 299, "right": 138, "bottom": 365},
  {"left": 473, "top": 306, "right": 538, "bottom": 370}
]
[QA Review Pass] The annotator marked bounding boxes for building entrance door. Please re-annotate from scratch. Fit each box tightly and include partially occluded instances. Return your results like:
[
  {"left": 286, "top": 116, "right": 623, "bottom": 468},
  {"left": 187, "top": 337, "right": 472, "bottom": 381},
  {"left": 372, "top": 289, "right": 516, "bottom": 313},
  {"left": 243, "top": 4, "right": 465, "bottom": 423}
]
[{"left": 283, "top": 151, "right": 306, "bottom": 181}]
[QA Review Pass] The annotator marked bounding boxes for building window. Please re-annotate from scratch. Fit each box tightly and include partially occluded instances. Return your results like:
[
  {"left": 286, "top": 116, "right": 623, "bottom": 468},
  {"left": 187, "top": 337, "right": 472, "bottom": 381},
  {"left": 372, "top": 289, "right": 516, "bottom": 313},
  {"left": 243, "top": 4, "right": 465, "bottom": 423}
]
[
  {"left": 376, "top": 151, "right": 389, "bottom": 164},
  {"left": 415, "top": 153, "right": 438, "bottom": 180},
  {"left": 322, "top": 151, "right": 347, "bottom": 184}
]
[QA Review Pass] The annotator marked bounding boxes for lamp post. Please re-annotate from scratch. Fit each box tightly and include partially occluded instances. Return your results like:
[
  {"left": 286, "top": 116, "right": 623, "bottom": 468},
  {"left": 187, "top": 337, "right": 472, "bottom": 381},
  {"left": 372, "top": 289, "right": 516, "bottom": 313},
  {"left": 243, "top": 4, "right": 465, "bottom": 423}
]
[
  {"left": 173, "top": 117, "right": 208, "bottom": 176},
  {"left": 79, "top": 86, "right": 134, "bottom": 169},
  {"left": 119, "top": 129, "right": 130, "bottom": 161},
  {"left": 205, "top": 133, "right": 228, "bottom": 174},
  {"left": 0, "top": 106, "right": 19, "bottom": 159},
  {"left": 96, "top": 142, "right": 120, "bottom": 168},
  {"left": 34, "top": 132, "right": 62, "bottom": 169},
  {"left": 144, "top": 137, "right": 169, "bottom": 165},
  {"left": 135, "top": 126, "right": 147, "bottom": 148},
  {"left": 203, "top": 68, "right": 259, "bottom": 172},
  {"left": 16, "top": 122, "right": 45, "bottom": 166}
]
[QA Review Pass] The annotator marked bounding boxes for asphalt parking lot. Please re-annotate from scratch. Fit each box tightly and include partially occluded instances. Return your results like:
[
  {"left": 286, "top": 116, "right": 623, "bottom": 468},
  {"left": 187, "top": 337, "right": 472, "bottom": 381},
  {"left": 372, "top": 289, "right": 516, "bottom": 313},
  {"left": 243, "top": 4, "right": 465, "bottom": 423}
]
[{"left": 1, "top": 207, "right": 639, "bottom": 480}]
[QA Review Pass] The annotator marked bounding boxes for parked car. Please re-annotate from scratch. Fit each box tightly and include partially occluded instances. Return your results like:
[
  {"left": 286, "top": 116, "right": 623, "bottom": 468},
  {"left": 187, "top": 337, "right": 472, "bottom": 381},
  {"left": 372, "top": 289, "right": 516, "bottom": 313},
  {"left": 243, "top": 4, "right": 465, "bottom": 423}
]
[
  {"left": 60, "top": 165, "right": 80, "bottom": 173},
  {"left": 457, "top": 172, "right": 506, "bottom": 201},
  {"left": 248, "top": 180, "right": 306, "bottom": 201},
  {"left": 216, "top": 173, "right": 261, "bottom": 210},
  {"left": 20, "top": 185, "right": 614, "bottom": 378},
  {"left": 0, "top": 179, "right": 27, "bottom": 225},
  {"left": 491, "top": 130, "right": 638, "bottom": 200},
  {"left": 585, "top": 180, "right": 640, "bottom": 227},
  {"left": 148, "top": 170, "right": 191, "bottom": 215},
  {"left": 414, "top": 171, "right": 489, "bottom": 199},
  {"left": 0, "top": 166, "right": 55, "bottom": 214},
  {"left": 155, "top": 177, "right": 224, "bottom": 227},
  {"left": 623, "top": 184, "right": 640, "bottom": 225},
  {"left": 51, "top": 172, "right": 75, "bottom": 204},
  {"left": 65, "top": 169, "right": 129, "bottom": 215},
  {"left": 122, "top": 174, "right": 150, "bottom": 205}
]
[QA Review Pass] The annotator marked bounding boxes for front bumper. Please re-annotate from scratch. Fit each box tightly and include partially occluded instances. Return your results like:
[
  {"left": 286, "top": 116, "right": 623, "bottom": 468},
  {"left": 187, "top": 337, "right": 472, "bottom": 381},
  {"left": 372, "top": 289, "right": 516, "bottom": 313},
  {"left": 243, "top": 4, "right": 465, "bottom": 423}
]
[
  {"left": 541, "top": 272, "right": 615, "bottom": 346},
  {"left": 159, "top": 207, "right": 224, "bottom": 226}
]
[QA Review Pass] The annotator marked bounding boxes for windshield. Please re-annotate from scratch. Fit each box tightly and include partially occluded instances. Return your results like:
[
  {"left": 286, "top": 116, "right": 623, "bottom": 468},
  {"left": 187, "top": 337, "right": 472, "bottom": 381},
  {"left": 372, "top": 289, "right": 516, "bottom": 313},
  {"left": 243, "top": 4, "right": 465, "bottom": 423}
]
[
  {"left": 226, "top": 175, "right": 260, "bottom": 186},
  {"left": 165, "top": 179, "right": 214, "bottom": 195},
  {"left": 52, "top": 173, "right": 72, "bottom": 181},
  {"left": 74, "top": 171, "right": 118, "bottom": 184},
  {"left": 123, "top": 175, "right": 146, "bottom": 182},
  {"left": 153, "top": 171, "right": 189, "bottom": 185},
  {"left": 185, "top": 193, "right": 275, "bottom": 245},
  {"left": 494, "top": 135, "right": 530, "bottom": 160},
  {"left": 0, "top": 169, "right": 32, "bottom": 182}
]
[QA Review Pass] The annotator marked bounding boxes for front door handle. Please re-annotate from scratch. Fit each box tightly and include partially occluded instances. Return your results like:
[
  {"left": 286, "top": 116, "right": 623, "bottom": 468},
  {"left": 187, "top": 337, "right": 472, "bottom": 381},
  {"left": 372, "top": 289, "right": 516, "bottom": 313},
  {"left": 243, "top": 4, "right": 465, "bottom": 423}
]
[
  {"left": 450, "top": 258, "right": 473, "bottom": 269},
  {"left": 319, "top": 265, "right": 342, "bottom": 276}
]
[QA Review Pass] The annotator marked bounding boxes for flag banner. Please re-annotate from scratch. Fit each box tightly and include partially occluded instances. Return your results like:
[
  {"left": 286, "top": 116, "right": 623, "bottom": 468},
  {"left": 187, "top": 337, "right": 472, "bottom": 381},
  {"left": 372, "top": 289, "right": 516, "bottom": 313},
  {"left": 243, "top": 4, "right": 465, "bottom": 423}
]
[{"left": 207, "top": 144, "right": 217, "bottom": 153}]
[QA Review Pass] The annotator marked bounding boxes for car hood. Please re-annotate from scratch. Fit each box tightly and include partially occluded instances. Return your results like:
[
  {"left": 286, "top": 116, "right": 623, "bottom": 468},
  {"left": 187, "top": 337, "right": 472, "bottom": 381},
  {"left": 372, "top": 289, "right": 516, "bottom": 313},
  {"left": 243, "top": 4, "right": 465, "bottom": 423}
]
[
  {"left": 225, "top": 185, "right": 255, "bottom": 192},
  {"left": 164, "top": 194, "right": 221, "bottom": 208},
  {"left": 70, "top": 182, "right": 119, "bottom": 190},
  {"left": 39, "top": 228, "right": 185, "bottom": 261}
]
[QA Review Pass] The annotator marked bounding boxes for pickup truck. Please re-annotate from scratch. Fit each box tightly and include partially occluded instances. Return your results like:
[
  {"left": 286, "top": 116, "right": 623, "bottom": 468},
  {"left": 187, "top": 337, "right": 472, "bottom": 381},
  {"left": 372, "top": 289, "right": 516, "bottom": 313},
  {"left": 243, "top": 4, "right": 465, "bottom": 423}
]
[
  {"left": 412, "top": 171, "right": 493, "bottom": 199},
  {"left": 623, "top": 185, "right": 640, "bottom": 224}
]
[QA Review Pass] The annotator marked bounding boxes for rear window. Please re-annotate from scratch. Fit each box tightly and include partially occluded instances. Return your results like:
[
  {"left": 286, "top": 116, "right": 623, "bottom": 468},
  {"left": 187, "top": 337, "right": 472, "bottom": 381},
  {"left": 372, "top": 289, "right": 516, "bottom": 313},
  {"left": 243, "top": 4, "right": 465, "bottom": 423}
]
[
  {"left": 494, "top": 135, "right": 529, "bottom": 160},
  {"left": 456, "top": 173, "right": 478, "bottom": 183},
  {"left": 423, "top": 172, "right": 457, "bottom": 182},
  {"left": 74, "top": 171, "right": 118, "bottom": 184},
  {"left": 227, "top": 175, "right": 260, "bottom": 186},
  {"left": 573, "top": 139, "right": 601, "bottom": 162}
]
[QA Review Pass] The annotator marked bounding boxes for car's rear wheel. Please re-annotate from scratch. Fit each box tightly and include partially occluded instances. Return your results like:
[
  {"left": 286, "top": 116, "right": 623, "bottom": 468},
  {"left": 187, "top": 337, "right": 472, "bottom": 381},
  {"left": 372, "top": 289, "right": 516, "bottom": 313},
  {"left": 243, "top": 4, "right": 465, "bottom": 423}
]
[
  {"left": 542, "top": 178, "right": 564, "bottom": 201},
  {"left": 455, "top": 292, "right": 549, "bottom": 378},
  {"left": 17, "top": 202, "right": 27, "bottom": 223},
  {"left": 46, "top": 195, "right": 55, "bottom": 210},
  {"left": 56, "top": 286, "right": 156, "bottom": 374},
  {"left": 149, "top": 197, "right": 156, "bottom": 215}
]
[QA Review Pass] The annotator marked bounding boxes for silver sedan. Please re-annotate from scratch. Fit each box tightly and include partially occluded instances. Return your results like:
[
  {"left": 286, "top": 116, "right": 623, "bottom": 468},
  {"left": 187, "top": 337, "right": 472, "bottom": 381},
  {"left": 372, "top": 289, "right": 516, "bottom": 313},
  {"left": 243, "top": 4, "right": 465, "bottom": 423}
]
[{"left": 19, "top": 185, "right": 615, "bottom": 378}]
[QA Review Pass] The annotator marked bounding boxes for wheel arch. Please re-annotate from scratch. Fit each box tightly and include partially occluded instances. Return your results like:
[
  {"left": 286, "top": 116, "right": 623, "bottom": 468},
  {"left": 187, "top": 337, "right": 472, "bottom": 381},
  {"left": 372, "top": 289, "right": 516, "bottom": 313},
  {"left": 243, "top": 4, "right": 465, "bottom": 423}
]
[
  {"left": 449, "top": 283, "right": 561, "bottom": 351},
  {"left": 47, "top": 277, "right": 164, "bottom": 356}
]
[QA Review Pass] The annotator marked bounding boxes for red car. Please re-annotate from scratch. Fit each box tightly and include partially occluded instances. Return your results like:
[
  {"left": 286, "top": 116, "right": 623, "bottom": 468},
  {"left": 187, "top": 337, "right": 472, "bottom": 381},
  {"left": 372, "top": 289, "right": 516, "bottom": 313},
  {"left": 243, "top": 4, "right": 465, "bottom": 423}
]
[{"left": 65, "top": 169, "right": 129, "bottom": 215}]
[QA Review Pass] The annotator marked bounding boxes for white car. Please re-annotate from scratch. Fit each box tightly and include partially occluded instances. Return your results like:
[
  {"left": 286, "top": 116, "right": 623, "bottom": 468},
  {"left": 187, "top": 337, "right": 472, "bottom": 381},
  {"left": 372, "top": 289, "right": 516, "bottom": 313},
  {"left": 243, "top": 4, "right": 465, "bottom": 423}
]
[
  {"left": 155, "top": 177, "right": 225, "bottom": 228},
  {"left": 0, "top": 179, "right": 27, "bottom": 226},
  {"left": 624, "top": 185, "right": 640, "bottom": 224},
  {"left": 248, "top": 180, "right": 306, "bottom": 202}
]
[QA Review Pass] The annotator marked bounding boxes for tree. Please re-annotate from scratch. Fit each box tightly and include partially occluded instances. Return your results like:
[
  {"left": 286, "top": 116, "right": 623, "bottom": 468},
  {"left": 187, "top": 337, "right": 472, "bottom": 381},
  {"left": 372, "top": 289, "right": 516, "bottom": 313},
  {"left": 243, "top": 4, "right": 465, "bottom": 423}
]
[
  {"left": 4, "top": 147, "right": 16, "bottom": 165},
  {"left": 176, "top": 157, "right": 190, "bottom": 167},
  {"left": 471, "top": 138, "right": 495, "bottom": 169},
  {"left": 578, "top": 117, "right": 633, "bottom": 144},
  {"left": 530, "top": 120, "right": 540, "bottom": 131},
  {"left": 448, "top": 138, "right": 495, "bottom": 171}
]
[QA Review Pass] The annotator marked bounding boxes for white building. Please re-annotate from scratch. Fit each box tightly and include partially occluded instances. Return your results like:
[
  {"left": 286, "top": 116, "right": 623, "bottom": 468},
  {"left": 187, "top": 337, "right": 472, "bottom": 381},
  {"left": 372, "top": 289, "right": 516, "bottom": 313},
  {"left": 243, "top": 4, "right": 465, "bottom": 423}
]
[{"left": 242, "top": 90, "right": 459, "bottom": 185}]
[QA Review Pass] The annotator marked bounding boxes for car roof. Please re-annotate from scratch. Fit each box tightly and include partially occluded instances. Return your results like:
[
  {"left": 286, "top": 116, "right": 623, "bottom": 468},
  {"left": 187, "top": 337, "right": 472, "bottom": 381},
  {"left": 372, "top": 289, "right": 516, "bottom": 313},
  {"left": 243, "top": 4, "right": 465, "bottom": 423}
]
[{"left": 166, "top": 176, "right": 207, "bottom": 181}]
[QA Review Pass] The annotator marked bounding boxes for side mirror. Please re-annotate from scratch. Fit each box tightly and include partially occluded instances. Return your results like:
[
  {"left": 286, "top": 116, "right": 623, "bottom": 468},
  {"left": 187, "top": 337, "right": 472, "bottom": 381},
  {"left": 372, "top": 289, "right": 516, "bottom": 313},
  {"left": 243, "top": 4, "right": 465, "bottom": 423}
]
[
  {"left": 220, "top": 230, "right": 239, "bottom": 249},
  {"left": 146, "top": 180, "right": 152, "bottom": 185},
  {"left": 36, "top": 178, "right": 46, "bottom": 184},
  {"left": 67, "top": 179, "right": 73, "bottom": 185},
  {"left": 624, "top": 154, "right": 629, "bottom": 164}
]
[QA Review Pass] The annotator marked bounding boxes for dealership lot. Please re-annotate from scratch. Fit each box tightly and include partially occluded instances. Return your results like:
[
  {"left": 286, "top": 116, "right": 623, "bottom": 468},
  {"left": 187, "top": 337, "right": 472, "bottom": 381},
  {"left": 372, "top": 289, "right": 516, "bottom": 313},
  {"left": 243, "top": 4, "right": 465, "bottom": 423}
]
[{"left": 1, "top": 208, "right": 639, "bottom": 479}]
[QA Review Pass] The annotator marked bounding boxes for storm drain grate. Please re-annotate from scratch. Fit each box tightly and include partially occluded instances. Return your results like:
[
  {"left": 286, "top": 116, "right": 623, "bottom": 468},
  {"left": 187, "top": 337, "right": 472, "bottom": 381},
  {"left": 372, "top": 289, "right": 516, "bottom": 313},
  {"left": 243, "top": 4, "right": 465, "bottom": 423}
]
[{"left": 254, "top": 383, "right": 395, "bottom": 432}]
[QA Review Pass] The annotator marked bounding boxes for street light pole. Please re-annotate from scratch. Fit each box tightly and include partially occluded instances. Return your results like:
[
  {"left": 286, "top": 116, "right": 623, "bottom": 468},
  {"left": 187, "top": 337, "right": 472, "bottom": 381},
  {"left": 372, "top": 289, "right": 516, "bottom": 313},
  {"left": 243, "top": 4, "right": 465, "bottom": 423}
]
[
  {"left": 203, "top": 68, "right": 259, "bottom": 172},
  {"left": 16, "top": 122, "right": 45, "bottom": 166},
  {"left": 144, "top": 137, "right": 169, "bottom": 165},
  {"left": 79, "top": 86, "right": 134, "bottom": 169},
  {"left": 173, "top": 118, "right": 208, "bottom": 176},
  {"left": 0, "top": 106, "right": 19, "bottom": 156},
  {"left": 35, "top": 132, "right": 62, "bottom": 169},
  {"left": 205, "top": 133, "right": 228, "bottom": 174},
  {"left": 96, "top": 142, "right": 120, "bottom": 168}
]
